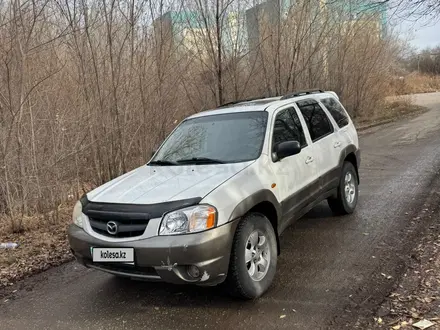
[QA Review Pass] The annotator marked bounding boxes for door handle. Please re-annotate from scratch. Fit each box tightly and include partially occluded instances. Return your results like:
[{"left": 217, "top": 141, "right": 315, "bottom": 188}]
[
  {"left": 305, "top": 156, "right": 314, "bottom": 164},
  {"left": 334, "top": 141, "right": 341, "bottom": 148}
]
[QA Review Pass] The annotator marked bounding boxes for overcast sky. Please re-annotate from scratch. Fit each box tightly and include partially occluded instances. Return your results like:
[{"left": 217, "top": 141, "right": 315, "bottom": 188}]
[
  {"left": 401, "top": 20, "right": 440, "bottom": 50},
  {"left": 385, "top": 1, "right": 439, "bottom": 51}
]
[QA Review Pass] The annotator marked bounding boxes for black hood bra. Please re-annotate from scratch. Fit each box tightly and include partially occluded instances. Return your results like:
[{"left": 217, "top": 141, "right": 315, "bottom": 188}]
[{"left": 80, "top": 195, "right": 202, "bottom": 221}]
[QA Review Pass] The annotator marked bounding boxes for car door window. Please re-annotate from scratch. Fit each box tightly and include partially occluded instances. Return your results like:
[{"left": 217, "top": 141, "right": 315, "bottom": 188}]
[
  {"left": 320, "top": 97, "right": 349, "bottom": 128},
  {"left": 297, "top": 100, "right": 333, "bottom": 142},
  {"left": 272, "top": 108, "right": 307, "bottom": 148}
]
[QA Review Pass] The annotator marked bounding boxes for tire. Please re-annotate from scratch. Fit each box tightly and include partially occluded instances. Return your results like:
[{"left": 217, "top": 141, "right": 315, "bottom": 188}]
[
  {"left": 328, "top": 161, "right": 359, "bottom": 215},
  {"left": 225, "top": 212, "right": 277, "bottom": 299}
]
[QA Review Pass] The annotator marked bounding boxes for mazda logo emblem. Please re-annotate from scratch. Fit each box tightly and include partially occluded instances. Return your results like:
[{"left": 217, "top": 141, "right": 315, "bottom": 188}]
[{"left": 106, "top": 221, "right": 118, "bottom": 235}]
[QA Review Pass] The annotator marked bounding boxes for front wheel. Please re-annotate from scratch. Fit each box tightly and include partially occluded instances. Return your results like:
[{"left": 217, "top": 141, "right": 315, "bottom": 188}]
[
  {"left": 226, "top": 213, "right": 277, "bottom": 299},
  {"left": 328, "top": 161, "right": 359, "bottom": 215}
]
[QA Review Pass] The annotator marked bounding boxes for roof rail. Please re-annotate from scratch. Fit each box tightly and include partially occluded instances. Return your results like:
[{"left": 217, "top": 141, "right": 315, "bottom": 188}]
[
  {"left": 280, "top": 89, "right": 324, "bottom": 100},
  {"left": 219, "top": 96, "right": 271, "bottom": 108},
  {"left": 326, "top": 91, "right": 339, "bottom": 100}
]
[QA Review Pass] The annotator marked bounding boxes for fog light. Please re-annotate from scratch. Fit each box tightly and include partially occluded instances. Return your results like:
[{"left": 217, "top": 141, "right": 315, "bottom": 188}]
[{"left": 187, "top": 265, "right": 200, "bottom": 278}]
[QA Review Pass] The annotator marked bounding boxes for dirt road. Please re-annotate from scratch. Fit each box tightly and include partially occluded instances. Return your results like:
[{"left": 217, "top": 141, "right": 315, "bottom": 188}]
[{"left": 1, "top": 93, "right": 440, "bottom": 330}]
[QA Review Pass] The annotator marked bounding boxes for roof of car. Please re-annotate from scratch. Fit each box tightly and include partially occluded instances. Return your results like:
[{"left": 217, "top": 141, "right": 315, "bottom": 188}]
[{"left": 188, "top": 90, "right": 339, "bottom": 119}]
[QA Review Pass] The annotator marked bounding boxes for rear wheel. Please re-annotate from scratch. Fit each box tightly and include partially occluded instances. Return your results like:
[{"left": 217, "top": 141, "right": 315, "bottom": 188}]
[
  {"left": 328, "top": 161, "right": 358, "bottom": 215},
  {"left": 226, "top": 213, "right": 277, "bottom": 299}
]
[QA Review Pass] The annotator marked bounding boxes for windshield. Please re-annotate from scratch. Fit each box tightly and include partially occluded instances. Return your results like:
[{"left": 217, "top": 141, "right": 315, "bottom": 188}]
[{"left": 150, "top": 111, "right": 268, "bottom": 165}]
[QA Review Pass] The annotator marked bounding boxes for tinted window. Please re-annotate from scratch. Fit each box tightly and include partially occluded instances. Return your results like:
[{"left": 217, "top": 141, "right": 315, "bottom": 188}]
[
  {"left": 297, "top": 100, "right": 333, "bottom": 142},
  {"left": 272, "top": 108, "right": 307, "bottom": 148},
  {"left": 151, "top": 112, "right": 268, "bottom": 164},
  {"left": 321, "top": 97, "right": 349, "bottom": 128}
]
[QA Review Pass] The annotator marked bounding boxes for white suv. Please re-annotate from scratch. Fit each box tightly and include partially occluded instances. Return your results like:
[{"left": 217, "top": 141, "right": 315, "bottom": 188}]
[{"left": 68, "top": 89, "right": 360, "bottom": 299}]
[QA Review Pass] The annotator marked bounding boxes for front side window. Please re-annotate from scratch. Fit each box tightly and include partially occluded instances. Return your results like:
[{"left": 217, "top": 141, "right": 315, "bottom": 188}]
[
  {"left": 272, "top": 108, "right": 307, "bottom": 148},
  {"left": 297, "top": 100, "right": 333, "bottom": 142},
  {"left": 320, "top": 97, "right": 349, "bottom": 128},
  {"left": 151, "top": 112, "right": 268, "bottom": 165}
]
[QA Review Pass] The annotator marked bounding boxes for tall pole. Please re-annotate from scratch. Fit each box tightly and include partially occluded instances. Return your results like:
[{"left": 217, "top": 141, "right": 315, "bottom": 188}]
[{"left": 418, "top": 54, "right": 420, "bottom": 73}]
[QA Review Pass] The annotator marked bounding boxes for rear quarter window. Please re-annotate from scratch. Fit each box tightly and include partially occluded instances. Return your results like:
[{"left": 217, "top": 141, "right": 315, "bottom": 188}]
[{"left": 321, "top": 97, "right": 349, "bottom": 128}]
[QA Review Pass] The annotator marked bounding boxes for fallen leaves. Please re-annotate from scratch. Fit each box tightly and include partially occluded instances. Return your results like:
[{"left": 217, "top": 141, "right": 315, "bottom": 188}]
[
  {"left": 0, "top": 214, "right": 73, "bottom": 290},
  {"left": 413, "top": 319, "right": 436, "bottom": 329},
  {"left": 353, "top": 205, "right": 440, "bottom": 329},
  {"left": 381, "top": 273, "right": 393, "bottom": 280},
  {"left": 411, "top": 312, "right": 420, "bottom": 319},
  {"left": 374, "top": 317, "right": 383, "bottom": 324},
  {"left": 389, "top": 320, "right": 409, "bottom": 330}
]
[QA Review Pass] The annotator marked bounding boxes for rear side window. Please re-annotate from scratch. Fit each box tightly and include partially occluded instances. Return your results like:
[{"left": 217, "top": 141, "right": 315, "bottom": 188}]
[
  {"left": 272, "top": 108, "right": 307, "bottom": 148},
  {"left": 321, "top": 97, "right": 349, "bottom": 128},
  {"left": 297, "top": 100, "right": 333, "bottom": 142}
]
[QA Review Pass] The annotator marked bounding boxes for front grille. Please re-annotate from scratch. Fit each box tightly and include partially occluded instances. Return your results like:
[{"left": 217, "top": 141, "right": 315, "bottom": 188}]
[{"left": 89, "top": 218, "right": 149, "bottom": 238}]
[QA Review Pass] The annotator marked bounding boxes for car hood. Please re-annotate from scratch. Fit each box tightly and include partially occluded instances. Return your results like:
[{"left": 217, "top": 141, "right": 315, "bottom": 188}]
[{"left": 87, "top": 162, "right": 253, "bottom": 204}]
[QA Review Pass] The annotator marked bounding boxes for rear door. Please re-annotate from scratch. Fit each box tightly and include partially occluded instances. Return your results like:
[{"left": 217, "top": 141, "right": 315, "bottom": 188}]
[
  {"left": 296, "top": 99, "right": 340, "bottom": 193},
  {"left": 319, "top": 96, "right": 355, "bottom": 148},
  {"left": 269, "top": 105, "right": 319, "bottom": 231}
]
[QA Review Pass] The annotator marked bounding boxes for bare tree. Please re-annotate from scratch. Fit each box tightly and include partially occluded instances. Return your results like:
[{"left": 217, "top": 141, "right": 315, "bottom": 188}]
[
  {"left": 375, "top": 0, "right": 440, "bottom": 19},
  {"left": 0, "top": 0, "right": 403, "bottom": 232}
]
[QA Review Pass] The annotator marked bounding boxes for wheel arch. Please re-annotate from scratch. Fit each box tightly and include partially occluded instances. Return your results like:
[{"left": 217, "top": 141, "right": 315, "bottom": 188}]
[
  {"left": 228, "top": 190, "right": 282, "bottom": 255},
  {"left": 339, "top": 145, "right": 360, "bottom": 183}
]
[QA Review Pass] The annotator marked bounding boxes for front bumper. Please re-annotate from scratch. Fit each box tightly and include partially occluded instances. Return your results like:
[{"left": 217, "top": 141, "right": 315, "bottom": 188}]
[{"left": 68, "top": 220, "right": 239, "bottom": 286}]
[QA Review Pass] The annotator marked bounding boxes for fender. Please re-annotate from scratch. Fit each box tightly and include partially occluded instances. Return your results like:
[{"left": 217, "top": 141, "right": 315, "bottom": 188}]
[
  {"left": 228, "top": 189, "right": 281, "bottom": 224},
  {"left": 338, "top": 144, "right": 361, "bottom": 183}
]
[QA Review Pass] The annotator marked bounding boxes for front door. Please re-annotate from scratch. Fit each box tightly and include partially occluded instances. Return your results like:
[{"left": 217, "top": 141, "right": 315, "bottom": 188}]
[{"left": 269, "top": 105, "right": 319, "bottom": 232}]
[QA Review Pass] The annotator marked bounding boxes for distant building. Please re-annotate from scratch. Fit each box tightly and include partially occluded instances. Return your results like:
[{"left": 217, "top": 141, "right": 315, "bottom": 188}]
[
  {"left": 222, "top": 11, "right": 248, "bottom": 56},
  {"left": 246, "top": 0, "right": 280, "bottom": 50},
  {"left": 152, "top": 11, "right": 174, "bottom": 55},
  {"left": 153, "top": 10, "right": 214, "bottom": 59},
  {"left": 245, "top": 0, "right": 298, "bottom": 60},
  {"left": 329, "top": 0, "right": 388, "bottom": 38},
  {"left": 246, "top": 0, "right": 283, "bottom": 67}
]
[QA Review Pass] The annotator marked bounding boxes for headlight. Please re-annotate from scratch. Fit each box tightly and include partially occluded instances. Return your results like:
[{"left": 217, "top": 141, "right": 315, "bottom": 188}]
[
  {"left": 72, "top": 200, "right": 84, "bottom": 228},
  {"left": 159, "top": 205, "right": 217, "bottom": 235}
]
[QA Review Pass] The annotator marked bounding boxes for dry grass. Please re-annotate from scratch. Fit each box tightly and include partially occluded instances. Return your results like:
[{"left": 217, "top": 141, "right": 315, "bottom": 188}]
[
  {"left": 356, "top": 97, "right": 427, "bottom": 128},
  {"left": 388, "top": 74, "right": 440, "bottom": 96},
  {"left": 0, "top": 206, "right": 74, "bottom": 288}
]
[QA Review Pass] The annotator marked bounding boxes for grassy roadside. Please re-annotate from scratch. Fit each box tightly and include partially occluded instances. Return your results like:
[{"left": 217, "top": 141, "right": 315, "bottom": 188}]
[
  {"left": 0, "top": 99, "right": 430, "bottom": 291},
  {"left": 352, "top": 206, "right": 440, "bottom": 330},
  {"left": 0, "top": 208, "right": 74, "bottom": 289},
  {"left": 356, "top": 100, "right": 428, "bottom": 131},
  {"left": 389, "top": 74, "right": 440, "bottom": 96},
  {"left": 328, "top": 167, "right": 440, "bottom": 330}
]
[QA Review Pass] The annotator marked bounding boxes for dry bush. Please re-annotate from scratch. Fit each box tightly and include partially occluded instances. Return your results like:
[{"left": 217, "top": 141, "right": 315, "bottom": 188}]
[{"left": 0, "top": 0, "right": 400, "bottom": 233}]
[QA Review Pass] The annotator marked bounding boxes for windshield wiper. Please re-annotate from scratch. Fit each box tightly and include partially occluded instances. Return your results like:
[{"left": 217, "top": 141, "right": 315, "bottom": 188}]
[
  {"left": 176, "top": 157, "right": 225, "bottom": 164},
  {"left": 148, "top": 159, "right": 178, "bottom": 166}
]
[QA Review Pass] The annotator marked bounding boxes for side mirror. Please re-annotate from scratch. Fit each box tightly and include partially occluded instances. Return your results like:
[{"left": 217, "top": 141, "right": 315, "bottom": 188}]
[{"left": 274, "top": 141, "right": 301, "bottom": 161}]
